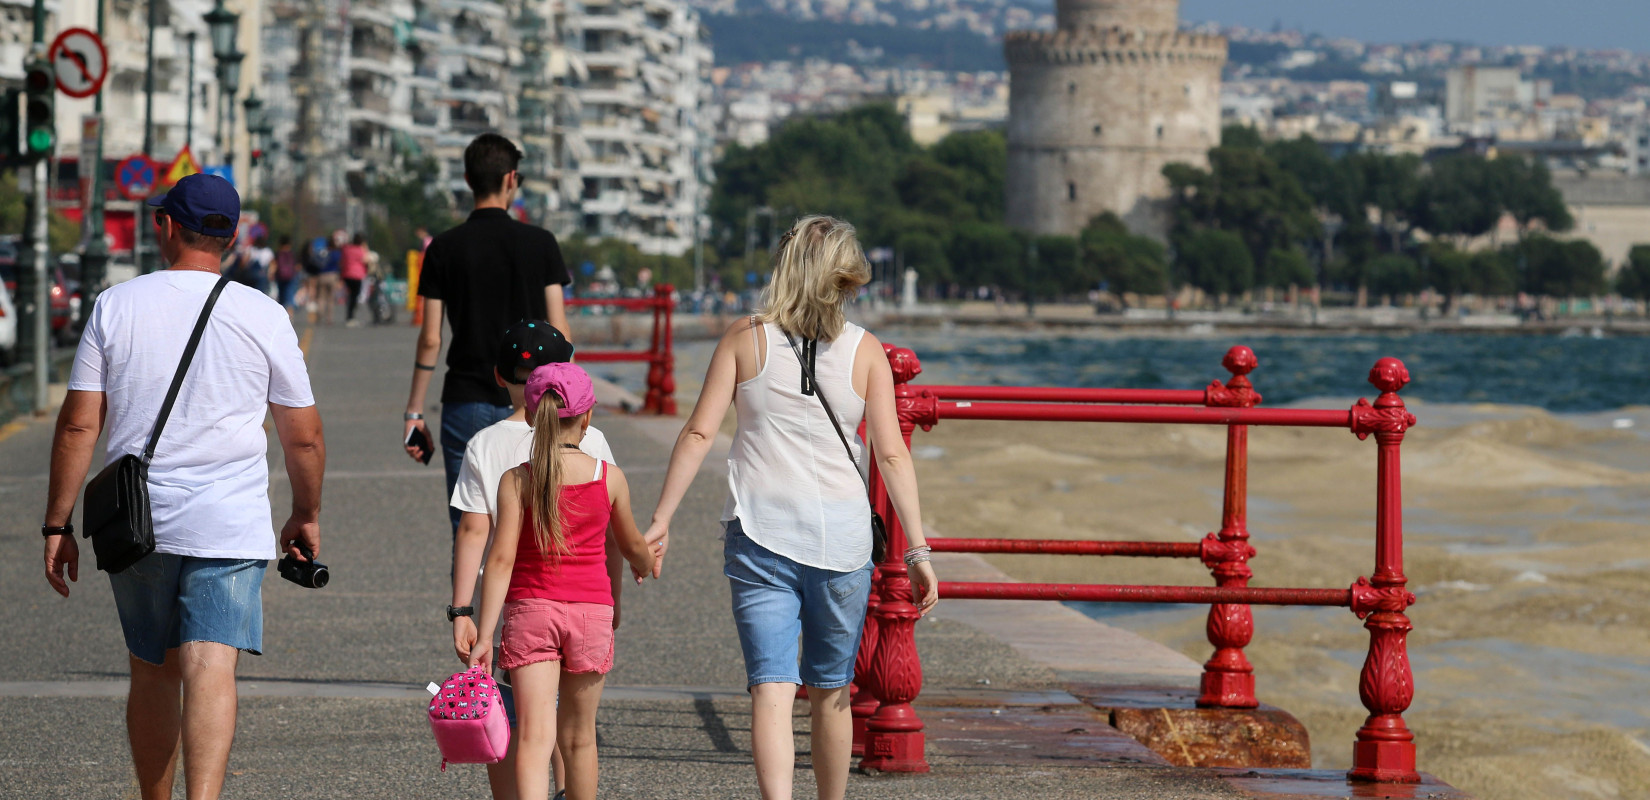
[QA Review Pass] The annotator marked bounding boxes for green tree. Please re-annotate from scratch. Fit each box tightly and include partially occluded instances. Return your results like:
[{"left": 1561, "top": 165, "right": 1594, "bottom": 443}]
[
  {"left": 1163, "top": 146, "right": 1320, "bottom": 272},
  {"left": 1220, "top": 124, "right": 1265, "bottom": 150},
  {"left": 1420, "top": 241, "right": 1472, "bottom": 310},
  {"left": 945, "top": 221, "right": 1021, "bottom": 288},
  {"left": 1174, "top": 228, "right": 1253, "bottom": 302},
  {"left": 1515, "top": 235, "right": 1605, "bottom": 298},
  {"left": 1491, "top": 155, "right": 1574, "bottom": 236},
  {"left": 1081, "top": 213, "right": 1168, "bottom": 306},
  {"left": 1349, "top": 152, "right": 1422, "bottom": 251},
  {"left": 366, "top": 156, "right": 456, "bottom": 271},
  {"left": 1260, "top": 247, "right": 1313, "bottom": 289},
  {"left": 928, "top": 129, "right": 1006, "bottom": 223},
  {"left": 1366, "top": 254, "right": 1421, "bottom": 303},
  {"left": 1468, "top": 250, "right": 1518, "bottom": 296},
  {"left": 895, "top": 230, "right": 951, "bottom": 284},
  {"left": 1411, "top": 154, "right": 1503, "bottom": 243},
  {"left": 1616, "top": 245, "right": 1650, "bottom": 301}
]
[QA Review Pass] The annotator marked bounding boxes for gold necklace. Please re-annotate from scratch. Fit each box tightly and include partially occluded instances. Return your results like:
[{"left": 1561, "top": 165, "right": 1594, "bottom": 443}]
[{"left": 170, "top": 263, "right": 221, "bottom": 273}]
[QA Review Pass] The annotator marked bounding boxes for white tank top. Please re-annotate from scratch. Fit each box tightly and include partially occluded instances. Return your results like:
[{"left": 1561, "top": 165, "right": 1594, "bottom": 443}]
[{"left": 722, "top": 319, "right": 872, "bottom": 572}]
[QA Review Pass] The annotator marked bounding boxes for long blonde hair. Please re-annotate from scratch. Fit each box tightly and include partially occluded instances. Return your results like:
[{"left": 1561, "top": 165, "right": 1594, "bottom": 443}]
[
  {"left": 525, "top": 393, "right": 568, "bottom": 559},
  {"left": 759, "top": 215, "right": 871, "bottom": 341}
]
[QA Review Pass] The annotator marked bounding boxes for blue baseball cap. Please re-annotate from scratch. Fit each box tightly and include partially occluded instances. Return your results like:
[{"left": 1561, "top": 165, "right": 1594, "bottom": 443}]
[{"left": 147, "top": 173, "right": 240, "bottom": 237}]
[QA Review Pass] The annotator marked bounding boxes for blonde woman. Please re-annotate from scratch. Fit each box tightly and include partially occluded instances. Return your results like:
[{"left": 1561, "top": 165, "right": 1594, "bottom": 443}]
[{"left": 644, "top": 215, "right": 939, "bottom": 800}]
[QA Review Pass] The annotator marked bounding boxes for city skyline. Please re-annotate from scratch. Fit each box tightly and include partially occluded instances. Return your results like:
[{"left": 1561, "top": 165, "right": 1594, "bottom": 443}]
[{"left": 1180, "top": 0, "right": 1650, "bottom": 52}]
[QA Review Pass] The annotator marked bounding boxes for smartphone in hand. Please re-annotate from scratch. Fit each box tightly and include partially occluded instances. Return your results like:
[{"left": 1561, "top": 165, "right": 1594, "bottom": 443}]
[{"left": 406, "top": 425, "right": 434, "bottom": 465}]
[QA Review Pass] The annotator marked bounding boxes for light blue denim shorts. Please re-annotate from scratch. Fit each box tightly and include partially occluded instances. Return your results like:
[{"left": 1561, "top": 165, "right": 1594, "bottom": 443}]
[
  {"left": 108, "top": 553, "right": 267, "bottom": 665},
  {"left": 723, "top": 519, "right": 874, "bottom": 689}
]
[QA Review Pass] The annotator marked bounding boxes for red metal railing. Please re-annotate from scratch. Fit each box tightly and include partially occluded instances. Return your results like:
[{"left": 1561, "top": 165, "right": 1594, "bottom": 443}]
[
  {"left": 853, "top": 344, "right": 1420, "bottom": 784},
  {"left": 565, "top": 284, "right": 677, "bottom": 415}
]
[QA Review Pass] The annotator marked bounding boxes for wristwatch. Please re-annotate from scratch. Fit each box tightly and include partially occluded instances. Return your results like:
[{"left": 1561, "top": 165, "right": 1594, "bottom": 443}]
[
  {"left": 446, "top": 605, "right": 474, "bottom": 622},
  {"left": 41, "top": 524, "right": 73, "bottom": 538},
  {"left": 404, "top": 412, "right": 424, "bottom": 421}
]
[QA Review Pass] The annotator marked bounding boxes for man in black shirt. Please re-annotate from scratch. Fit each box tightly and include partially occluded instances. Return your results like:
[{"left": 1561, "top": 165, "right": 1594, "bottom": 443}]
[{"left": 402, "top": 133, "right": 571, "bottom": 531}]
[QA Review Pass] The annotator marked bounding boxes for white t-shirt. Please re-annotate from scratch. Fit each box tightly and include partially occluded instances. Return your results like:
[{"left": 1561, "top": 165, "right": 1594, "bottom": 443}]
[
  {"left": 69, "top": 270, "right": 315, "bottom": 559},
  {"left": 450, "top": 419, "right": 615, "bottom": 519}
]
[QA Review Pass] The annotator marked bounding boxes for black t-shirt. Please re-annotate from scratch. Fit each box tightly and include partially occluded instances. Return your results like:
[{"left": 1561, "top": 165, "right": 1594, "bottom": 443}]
[{"left": 418, "top": 208, "right": 571, "bottom": 406}]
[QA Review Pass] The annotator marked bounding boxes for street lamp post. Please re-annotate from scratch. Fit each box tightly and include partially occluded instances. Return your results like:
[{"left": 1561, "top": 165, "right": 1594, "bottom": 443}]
[
  {"left": 204, "top": 0, "right": 240, "bottom": 170},
  {"left": 242, "top": 91, "right": 265, "bottom": 199},
  {"left": 219, "top": 51, "right": 243, "bottom": 171}
]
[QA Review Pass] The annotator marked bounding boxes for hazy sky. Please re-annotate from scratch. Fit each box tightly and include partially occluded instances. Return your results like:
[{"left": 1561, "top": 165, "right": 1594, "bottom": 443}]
[{"left": 1177, "top": 0, "right": 1650, "bottom": 51}]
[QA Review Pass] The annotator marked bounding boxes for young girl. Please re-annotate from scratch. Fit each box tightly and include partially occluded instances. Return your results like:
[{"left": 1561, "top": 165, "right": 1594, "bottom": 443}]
[{"left": 470, "top": 363, "right": 657, "bottom": 800}]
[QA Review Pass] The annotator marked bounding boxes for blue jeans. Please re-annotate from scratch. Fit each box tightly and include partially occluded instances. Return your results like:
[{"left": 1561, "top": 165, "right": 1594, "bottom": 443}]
[
  {"left": 277, "top": 277, "right": 299, "bottom": 309},
  {"left": 440, "top": 401, "right": 513, "bottom": 532},
  {"left": 723, "top": 519, "right": 874, "bottom": 689},
  {"left": 108, "top": 553, "right": 267, "bottom": 665}
]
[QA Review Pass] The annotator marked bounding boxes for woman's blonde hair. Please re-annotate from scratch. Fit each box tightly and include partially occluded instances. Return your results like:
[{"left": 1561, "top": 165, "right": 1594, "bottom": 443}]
[
  {"left": 525, "top": 393, "right": 568, "bottom": 559},
  {"left": 759, "top": 215, "right": 871, "bottom": 342}
]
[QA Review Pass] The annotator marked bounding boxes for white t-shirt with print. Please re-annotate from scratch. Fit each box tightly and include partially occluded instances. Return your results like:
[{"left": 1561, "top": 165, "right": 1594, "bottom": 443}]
[
  {"left": 68, "top": 270, "right": 315, "bottom": 560},
  {"left": 450, "top": 420, "right": 615, "bottom": 519}
]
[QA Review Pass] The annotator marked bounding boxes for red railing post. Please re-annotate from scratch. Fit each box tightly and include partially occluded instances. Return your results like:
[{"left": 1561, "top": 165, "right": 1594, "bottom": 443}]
[
  {"left": 859, "top": 344, "right": 937, "bottom": 773},
  {"left": 1198, "top": 346, "right": 1262, "bottom": 709},
  {"left": 657, "top": 285, "right": 676, "bottom": 415},
  {"left": 1347, "top": 358, "right": 1420, "bottom": 783},
  {"left": 849, "top": 566, "right": 880, "bottom": 756}
]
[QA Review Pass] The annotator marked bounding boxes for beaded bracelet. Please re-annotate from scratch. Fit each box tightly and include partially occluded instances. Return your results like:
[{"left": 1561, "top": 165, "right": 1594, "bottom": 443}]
[{"left": 903, "top": 545, "right": 932, "bottom": 566}]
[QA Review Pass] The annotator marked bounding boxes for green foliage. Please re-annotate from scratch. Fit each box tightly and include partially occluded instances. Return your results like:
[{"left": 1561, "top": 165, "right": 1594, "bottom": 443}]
[
  {"left": 1260, "top": 247, "right": 1314, "bottom": 289},
  {"left": 1365, "top": 254, "right": 1420, "bottom": 301},
  {"left": 1410, "top": 154, "right": 1502, "bottom": 240},
  {"left": 1174, "top": 228, "right": 1253, "bottom": 298},
  {"left": 1511, "top": 235, "right": 1606, "bottom": 297},
  {"left": 1492, "top": 155, "right": 1573, "bottom": 234},
  {"left": 895, "top": 230, "right": 950, "bottom": 284},
  {"left": 0, "top": 168, "right": 88, "bottom": 255},
  {"left": 1616, "top": 245, "right": 1650, "bottom": 300},
  {"left": 366, "top": 157, "right": 457, "bottom": 268},
  {"left": 1469, "top": 250, "right": 1518, "bottom": 296},
  {"left": 1220, "top": 124, "right": 1265, "bottom": 150},
  {"left": 945, "top": 221, "right": 1021, "bottom": 288},
  {"left": 1420, "top": 241, "right": 1472, "bottom": 298},
  {"left": 928, "top": 130, "right": 1006, "bottom": 223},
  {"left": 1081, "top": 213, "right": 1168, "bottom": 304}
]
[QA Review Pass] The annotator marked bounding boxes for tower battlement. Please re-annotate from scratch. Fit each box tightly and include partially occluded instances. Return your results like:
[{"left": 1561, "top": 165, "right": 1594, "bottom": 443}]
[
  {"left": 1004, "top": 29, "right": 1227, "bottom": 66},
  {"left": 1003, "top": 0, "right": 1225, "bottom": 240}
]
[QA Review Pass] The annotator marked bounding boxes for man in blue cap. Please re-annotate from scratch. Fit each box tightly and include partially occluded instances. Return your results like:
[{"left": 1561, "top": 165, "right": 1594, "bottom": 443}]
[{"left": 41, "top": 173, "right": 328, "bottom": 800}]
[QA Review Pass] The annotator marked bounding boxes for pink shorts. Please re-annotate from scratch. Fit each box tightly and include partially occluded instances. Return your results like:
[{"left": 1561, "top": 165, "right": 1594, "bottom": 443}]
[{"left": 498, "top": 599, "right": 615, "bottom": 673}]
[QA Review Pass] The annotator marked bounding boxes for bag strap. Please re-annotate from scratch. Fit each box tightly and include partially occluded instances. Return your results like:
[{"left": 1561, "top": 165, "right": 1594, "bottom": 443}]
[
  {"left": 143, "top": 274, "right": 233, "bottom": 464},
  {"left": 783, "top": 330, "right": 871, "bottom": 493}
]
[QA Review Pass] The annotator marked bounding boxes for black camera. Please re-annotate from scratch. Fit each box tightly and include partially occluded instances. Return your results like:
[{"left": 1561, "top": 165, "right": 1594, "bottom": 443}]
[{"left": 278, "top": 542, "right": 329, "bottom": 589}]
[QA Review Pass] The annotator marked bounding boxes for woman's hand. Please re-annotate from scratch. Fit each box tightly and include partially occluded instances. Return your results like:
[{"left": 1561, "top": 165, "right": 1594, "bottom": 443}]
[
  {"left": 453, "top": 617, "right": 478, "bottom": 664},
  {"left": 643, "top": 521, "right": 669, "bottom": 579},
  {"left": 909, "top": 560, "right": 939, "bottom": 616},
  {"left": 467, "top": 639, "right": 493, "bottom": 672}
]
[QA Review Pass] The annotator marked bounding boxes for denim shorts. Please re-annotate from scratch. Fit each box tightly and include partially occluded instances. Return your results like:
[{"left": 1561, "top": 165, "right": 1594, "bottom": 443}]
[
  {"left": 108, "top": 553, "right": 267, "bottom": 666},
  {"left": 723, "top": 519, "right": 874, "bottom": 689}
]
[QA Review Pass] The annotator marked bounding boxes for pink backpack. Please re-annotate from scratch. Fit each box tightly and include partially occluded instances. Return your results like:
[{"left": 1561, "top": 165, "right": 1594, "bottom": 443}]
[{"left": 427, "top": 667, "right": 510, "bottom": 770}]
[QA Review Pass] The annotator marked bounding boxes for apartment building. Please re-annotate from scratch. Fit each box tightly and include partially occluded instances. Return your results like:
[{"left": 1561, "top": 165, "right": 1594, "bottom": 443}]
[{"left": 568, "top": 0, "right": 712, "bottom": 254}]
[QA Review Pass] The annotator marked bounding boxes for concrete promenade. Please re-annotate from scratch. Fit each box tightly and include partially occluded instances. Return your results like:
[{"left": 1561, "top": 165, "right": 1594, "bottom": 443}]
[{"left": 0, "top": 323, "right": 1439, "bottom": 799}]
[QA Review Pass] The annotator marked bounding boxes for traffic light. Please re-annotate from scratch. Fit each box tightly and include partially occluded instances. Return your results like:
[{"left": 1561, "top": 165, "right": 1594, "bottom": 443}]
[{"left": 23, "top": 58, "right": 54, "bottom": 161}]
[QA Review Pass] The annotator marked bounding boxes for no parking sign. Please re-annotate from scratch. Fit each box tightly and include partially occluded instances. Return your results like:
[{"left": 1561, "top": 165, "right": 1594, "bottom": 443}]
[{"left": 115, "top": 155, "right": 158, "bottom": 201}]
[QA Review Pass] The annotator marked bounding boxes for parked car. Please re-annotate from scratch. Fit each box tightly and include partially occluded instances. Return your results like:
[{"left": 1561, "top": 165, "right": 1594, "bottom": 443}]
[{"left": 0, "top": 240, "right": 86, "bottom": 345}]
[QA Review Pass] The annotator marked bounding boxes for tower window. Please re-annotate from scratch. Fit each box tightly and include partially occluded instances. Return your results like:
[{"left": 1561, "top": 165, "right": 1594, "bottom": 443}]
[
  {"left": 1068, "top": 82, "right": 1076, "bottom": 94},
  {"left": 1156, "top": 124, "right": 1164, "bottom": 140},
  {"left": 1068, "top": 182, "right": 1077, "bottom": 201},
  {"left": 1093, "top": 124, "right": 1102, "bottom": 136}
]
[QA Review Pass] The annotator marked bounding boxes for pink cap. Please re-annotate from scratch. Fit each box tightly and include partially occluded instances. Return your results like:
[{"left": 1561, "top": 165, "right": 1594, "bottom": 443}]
[{"left": 525, "top": 363, "right": 597, "bottom": 419}]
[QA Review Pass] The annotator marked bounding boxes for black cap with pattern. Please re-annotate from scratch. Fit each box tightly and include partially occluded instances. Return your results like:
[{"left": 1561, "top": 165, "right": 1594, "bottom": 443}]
[{"left": 496, "top": 320, "right": 575, "bottom": 384}]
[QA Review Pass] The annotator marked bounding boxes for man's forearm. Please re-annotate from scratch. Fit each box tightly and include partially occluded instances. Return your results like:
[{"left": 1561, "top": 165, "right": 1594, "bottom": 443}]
[
  {"left": 407, "top": 339, "right": 439, "bottom": 413},
  {"left": 284, "top": 441, "right": 326, "bottom": 519},
  {"left": 44, "top": 429, "right": 98, "bottom": 527}
]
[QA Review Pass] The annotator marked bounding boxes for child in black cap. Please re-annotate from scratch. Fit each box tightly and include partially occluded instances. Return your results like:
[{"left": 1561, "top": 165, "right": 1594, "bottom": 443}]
[{"left": 446, "top": 320, "right": 615, "bottom": 800}]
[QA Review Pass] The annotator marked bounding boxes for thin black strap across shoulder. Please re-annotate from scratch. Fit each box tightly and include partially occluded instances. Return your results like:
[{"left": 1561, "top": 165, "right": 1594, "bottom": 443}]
[
  {"left": 142, "top": 274, "right": 233, "bottom": 464},
  {"left": 783, "top": 331, "right": 869, "bottom": 493}
]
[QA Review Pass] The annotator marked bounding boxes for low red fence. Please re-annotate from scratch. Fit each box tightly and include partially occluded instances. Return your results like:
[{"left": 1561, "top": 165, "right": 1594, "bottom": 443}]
[
  {"left": 852, "top": 344, "right": 1420, "bottom": 783},
  {"left": 565, "top": 285, "right": 677, "bottom": 415}
]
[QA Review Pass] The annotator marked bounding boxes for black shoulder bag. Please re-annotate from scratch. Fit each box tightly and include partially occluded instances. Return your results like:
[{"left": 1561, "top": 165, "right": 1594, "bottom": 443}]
[
  {"left": 782, "top": 328, "right": 888, "bottom": 567},
  {"left": 82, "top": 274, "right": 233, "bottom": 574}
]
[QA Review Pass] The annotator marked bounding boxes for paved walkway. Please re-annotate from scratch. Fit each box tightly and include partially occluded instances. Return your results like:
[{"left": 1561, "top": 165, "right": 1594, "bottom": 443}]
[{"left": 0, "top": 322, "right": 1260, "bottom": 799}]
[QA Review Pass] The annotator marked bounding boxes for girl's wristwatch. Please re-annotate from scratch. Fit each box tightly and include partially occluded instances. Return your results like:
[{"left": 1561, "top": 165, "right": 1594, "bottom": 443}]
[{"left": 445, "top": 605, "right": 474, "bottom": 621}]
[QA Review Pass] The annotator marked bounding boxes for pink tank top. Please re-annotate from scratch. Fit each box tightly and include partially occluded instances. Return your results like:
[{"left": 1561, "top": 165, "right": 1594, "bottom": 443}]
[{"left": 506, "top": 462, "right": 613, "bottom": 605}]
